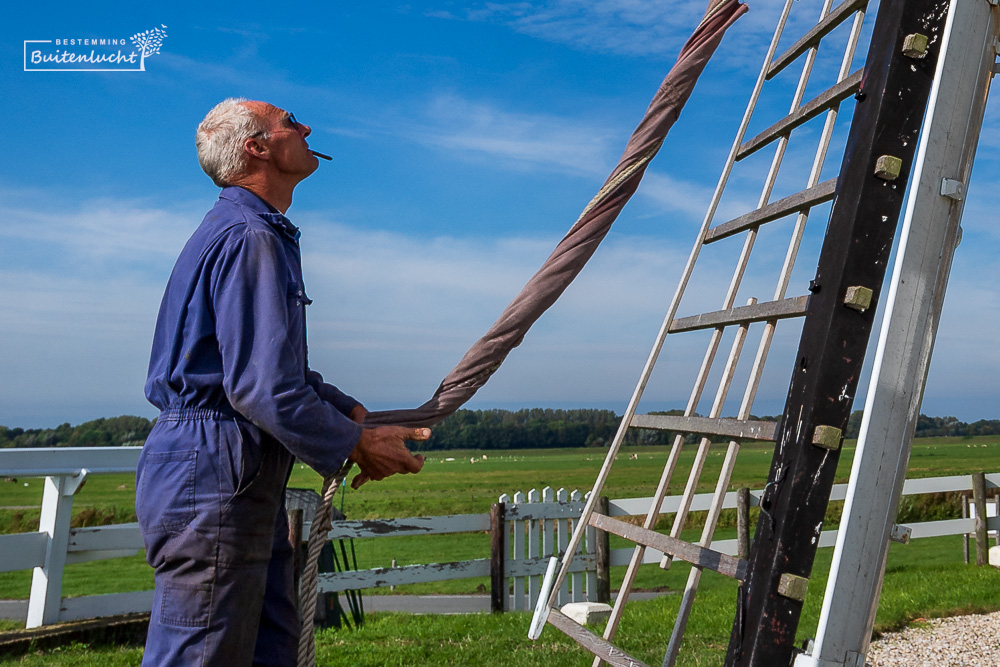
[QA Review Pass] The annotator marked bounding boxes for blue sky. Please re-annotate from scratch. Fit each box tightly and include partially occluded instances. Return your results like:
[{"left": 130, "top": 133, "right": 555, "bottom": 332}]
[{"left": 3, "top": 1, "right": 1000, "bottom": 429}]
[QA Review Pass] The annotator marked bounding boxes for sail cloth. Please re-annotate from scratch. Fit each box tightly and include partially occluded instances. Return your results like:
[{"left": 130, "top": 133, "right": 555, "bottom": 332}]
[{"left": 365, "top": 0, "right": 748, "bottom": 428}]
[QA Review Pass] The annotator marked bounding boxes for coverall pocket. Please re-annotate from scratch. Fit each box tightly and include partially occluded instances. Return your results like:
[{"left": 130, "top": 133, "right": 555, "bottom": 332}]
[
  {"left": 159, "top": 581, "right": 212, "bottom": 628},
  {"left": 137, "top": 450, "right": 198, "bottom": 533},
  {"left": 229, "top": 421, "right": 264, "bottom": 497}
]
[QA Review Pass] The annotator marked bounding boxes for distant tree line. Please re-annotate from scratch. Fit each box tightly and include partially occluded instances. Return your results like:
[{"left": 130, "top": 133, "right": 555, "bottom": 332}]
[
  {"left": 2, "top": 410, "right": 999, "bottom": 451},
  {"left": 0, "top": 416, "right": 153, "bottom": 449}
]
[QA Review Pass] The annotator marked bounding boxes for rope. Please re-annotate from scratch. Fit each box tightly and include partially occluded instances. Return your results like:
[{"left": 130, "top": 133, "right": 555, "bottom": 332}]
[
  {"left": 297, "top": 463, "right": 352, "bottom": 667},
  {"left": 293, "top": 4, "right": 747, "bottom": 663}
]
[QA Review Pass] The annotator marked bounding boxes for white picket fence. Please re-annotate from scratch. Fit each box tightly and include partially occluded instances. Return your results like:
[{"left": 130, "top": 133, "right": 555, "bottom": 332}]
[
  {"left": 1, "top": 446, "right": 997, "bottom": 628},
  {"left": 311, "top": 486, "right": 596, "bottom": 612},
  {"left": 502, "top": 488, "right": 596, "bottom": 611}
]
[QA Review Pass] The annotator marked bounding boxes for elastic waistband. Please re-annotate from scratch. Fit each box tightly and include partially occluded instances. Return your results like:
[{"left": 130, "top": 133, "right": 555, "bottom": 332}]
[{"left": 158, "top": 407, "right": 248, "bottom": 422}]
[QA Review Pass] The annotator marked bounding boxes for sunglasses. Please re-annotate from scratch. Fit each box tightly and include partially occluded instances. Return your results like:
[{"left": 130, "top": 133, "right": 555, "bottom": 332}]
[{"left": 251, "top": 112, "right": 301, "bottom": 138}]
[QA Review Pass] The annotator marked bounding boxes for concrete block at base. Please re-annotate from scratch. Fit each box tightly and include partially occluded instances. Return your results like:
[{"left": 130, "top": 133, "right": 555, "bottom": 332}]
[
  {"left": 990, "top": 545, "right": 1000, "bottom": 568},
  {"left": 561, "top": 602, "right": 612, "bottom": 626}
]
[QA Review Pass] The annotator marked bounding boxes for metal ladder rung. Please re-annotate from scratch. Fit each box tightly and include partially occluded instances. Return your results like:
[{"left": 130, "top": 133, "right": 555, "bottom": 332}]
[
  {"left": 737, "top": 69, "right": 862, "bottom": 160},
  {"left": 547, "top": 609, "right": 650, "bottom": 667},
  {"left": 630, "top": 414, "right": 777, "bottom": 442},
  {"left": 668, "top": 295, "right": 808, "bottom": 334},
  {"left": 767, "top": 0, "right": 869, "bottom": 80},
  {"left": 705, "top": 178, "right": 837, "bottom": 244},
  {"left": 589, "top": 514, "right": 748, "bottom": 580}
]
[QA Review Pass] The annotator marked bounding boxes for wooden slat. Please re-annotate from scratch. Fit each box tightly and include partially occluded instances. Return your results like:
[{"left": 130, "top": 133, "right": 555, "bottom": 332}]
[
  {"left": 630, "top": 414, "right": 777, "bottom": 442},
  {"left": 506, "top": 502, "right": 586, "bottom": 521},
  {"left": 669, "top": 295, "right": 808, "bottom": 333},
  {"left": 0, "top": 447, "right": 141, "bottom": 477},
  {"left": 59, "top": 591, "right": 153, "bottom": 623},
  {"left": 907, "top": 518, "right": 976, "bottom": 540},
  {"left": 506, "top": 554, "right": 596, "bottom": 578},
  {"left": 68, "top": 524, "right": 142, "bottom": 552},
  {"left": 547, "top": 608, "right": 650, "bottom": 667},
  {"left": 609, "top": 490, "right": 762, "bottom": 518},
  {"left": 589, "top": 514, "right": 747, "bottom": 580},
  {"left": 65, "top": 549, "right": 139, "bottom": 566},
  {"left": 901, "top": 474, "right": 977, "bottom": 495},
  {"left": 705, "top": 178, "right": 837, "bottom": 243},
  {"left": 324, "top": 513, "right": 490, "bottom": 540},
  {"left": 316, "top": 559, "right": 490, "bottom": 592},
  {"left": 767, "top": 0, "right": 869, "bottom": 79},
  {"left": 737, "top": 70, "right": 862, "bottom": 161},
  {"left": 0, "top": 532, "right": 47, "bottom": 572}
]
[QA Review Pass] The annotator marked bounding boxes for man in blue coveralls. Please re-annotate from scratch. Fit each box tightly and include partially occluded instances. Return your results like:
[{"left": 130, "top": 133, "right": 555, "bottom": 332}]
[{"left": 138, "top": 98, "right": 429, "bottom": 666}]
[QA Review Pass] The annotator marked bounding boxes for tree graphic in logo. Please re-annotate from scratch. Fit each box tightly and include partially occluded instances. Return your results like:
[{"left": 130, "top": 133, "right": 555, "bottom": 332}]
[{"left": 130, "top": 24, "right": 168, "bottom": 71}]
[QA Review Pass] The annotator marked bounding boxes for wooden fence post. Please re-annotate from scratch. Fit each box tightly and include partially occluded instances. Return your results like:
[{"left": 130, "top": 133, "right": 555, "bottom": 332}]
[
  {"left": 595, "top": 496, "right": 611, "bottom": 604},
  {"left": 490, "top": 502, "right": 506, "bottom": 612},
  {"left": 737, "top": 487, "right": 750, "bottom": 561},
  {"left": 973, "top": 472, "right": 988, "bottom": 566},
  {"left": 961, "top": 499, "right": 970, "bottom": 565}
]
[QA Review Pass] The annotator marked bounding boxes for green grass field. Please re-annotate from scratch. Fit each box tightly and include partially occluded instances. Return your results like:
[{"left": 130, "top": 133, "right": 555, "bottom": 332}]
[{"left": 1, "top": 436, "right": 998, "bottom": 665}]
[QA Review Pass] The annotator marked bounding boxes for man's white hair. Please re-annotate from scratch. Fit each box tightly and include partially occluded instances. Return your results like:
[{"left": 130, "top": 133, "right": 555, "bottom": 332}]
[{"left": 195, "top": 98, "right": 269, "bottom": 187}]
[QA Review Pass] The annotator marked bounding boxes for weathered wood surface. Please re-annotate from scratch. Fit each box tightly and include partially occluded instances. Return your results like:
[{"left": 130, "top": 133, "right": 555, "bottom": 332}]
[
  {"left": 316, "top": 559, "right": 491, "bottom": 593},
  {"left": 609, "top": 489, "right": 762, "bottom": 518},
  {"left": 547, "top": 608, "right": 650, "bottom": 667},
  {"left": 590, "top": 514, "right": 747, "bottom": 580},
  {"left": 323, "top": 513, "right": 490, "bottom": 540},
  {"left": 736, "top": 69, "right": 862, "bottom": 160},
  {"left": 60, "top": 591, "right": 153, "bottom": 624},
  {"left": 67, "top": 524, "right": 141, "bottom": 552},
  {"left": 767, "top": 0, "right": 870, "bottom": 79},
  {"left": 668, "top": 296, "right": 808, "bottom": 334},
  {"left": 0, "top": 532, "right": 46, "bottom": 573},
  {"left": 727, "top": 1, "right": 950, "bottom": 663},
  {"left": 491, "top": 502, "right": 506, "bottom": 612},
  {"left": 0, "top": 447, "right": 142, "bottom": 477},
  {"left": 973, "top": 472, "right": 989, "bottom": 566},
  {"left": 705, "top": 178, "right": 837, "bottom": 244},
  {"left": 630, "top": 414, "right": 777, "bottom": 442}
]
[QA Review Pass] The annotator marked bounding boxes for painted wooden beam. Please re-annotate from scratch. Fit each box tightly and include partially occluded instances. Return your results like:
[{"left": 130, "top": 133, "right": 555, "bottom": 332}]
[{"left": 724, "top": 1, "right": 950, "bottom": 664}]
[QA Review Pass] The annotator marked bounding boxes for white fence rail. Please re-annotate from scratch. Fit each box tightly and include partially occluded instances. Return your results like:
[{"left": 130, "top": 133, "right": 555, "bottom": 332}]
[
  {"left": 0, "top": 447, "right": 144, "bottom": 627},
  {"left": 1, "top": 447, "right": 997, "bottom": 628}
]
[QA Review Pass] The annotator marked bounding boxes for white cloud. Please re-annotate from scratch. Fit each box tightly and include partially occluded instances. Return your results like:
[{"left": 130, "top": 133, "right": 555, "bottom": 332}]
[
  {"left": 0, "top": 189, "right": 200, "bottom": 271},
  {"left": 438, "top": 0, "right": 759, "bottom": 57},
  {"left": 380, "top": 93, "right": 619, "bottom": 176},
  {"left": 425, "top": 0, "right": 811, "bottom": 78}
]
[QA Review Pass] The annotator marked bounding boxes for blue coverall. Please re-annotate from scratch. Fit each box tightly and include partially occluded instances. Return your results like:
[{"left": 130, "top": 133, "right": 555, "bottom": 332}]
[{"left": 138, "top": 186, "right": 364, "bottom": 666}]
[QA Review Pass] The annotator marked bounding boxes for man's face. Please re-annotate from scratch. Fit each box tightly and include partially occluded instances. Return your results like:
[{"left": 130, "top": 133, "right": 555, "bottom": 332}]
[{"left": 246, "top": 102, "right": 319, "bottom": 181}]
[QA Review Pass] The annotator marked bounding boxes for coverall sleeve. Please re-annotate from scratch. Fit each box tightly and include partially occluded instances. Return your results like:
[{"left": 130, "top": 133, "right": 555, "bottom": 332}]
[
  {"left": 212, "top": 228, "right": 362, "bottom": 477},
  {"left": 305, "top": 369, "right": 361, "bottom": 417}
]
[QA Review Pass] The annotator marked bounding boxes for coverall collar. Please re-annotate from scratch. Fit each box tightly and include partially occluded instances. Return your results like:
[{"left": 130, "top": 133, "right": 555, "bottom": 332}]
[{"left": 219, "top": 186, "right": 301, "bottom": 242}]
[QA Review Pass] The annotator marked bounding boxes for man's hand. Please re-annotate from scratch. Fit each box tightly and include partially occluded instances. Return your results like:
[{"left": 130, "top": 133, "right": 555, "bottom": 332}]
[{"left": 348, "top": 426, "right": 429, "bottom": 489}]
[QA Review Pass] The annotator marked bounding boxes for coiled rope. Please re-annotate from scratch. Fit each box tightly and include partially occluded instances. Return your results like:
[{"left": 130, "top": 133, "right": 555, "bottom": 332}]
[{"left": 297, "top": 462, "right": 352, "bottom": 667}]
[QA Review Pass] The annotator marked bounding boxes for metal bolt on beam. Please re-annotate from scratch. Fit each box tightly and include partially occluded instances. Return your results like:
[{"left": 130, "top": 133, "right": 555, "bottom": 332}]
[
  {"left": 811, "top": 425, "right": 843, "bottom": 451},
  {"left": 777, "top": 573, "right": 809, "bottom": 602},
  {"left": 844, "top": 650, "right": 868, "bottom": 667},
  {"left": 874, "top": 155, "right": 902, "bottom": 180},
  {"left": 940, "top": 178, "right": 965, "bottom": 200},
  {"left": 902, "top": 33, "right": 928, "bottom": 58},
  {"left": 843, "top": 286, "right": 873, "bottom": 312},
  {"left": 889, "top": 524, "right": 912, "bottom": 544}
]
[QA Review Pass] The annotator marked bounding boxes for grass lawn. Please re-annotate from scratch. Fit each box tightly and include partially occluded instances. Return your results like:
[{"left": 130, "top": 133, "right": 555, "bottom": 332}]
[
  {"left": 0, "top": 437, "right": 998, "bottom": 665},
  {"left": 2, "top": 535, "right": 998, "bottom": 666}
]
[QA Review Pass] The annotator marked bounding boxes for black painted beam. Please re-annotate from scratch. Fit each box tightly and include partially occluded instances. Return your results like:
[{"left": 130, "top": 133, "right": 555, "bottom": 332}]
[{"left": 724, "top": 1, "right": 950, "bottom": 665}]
